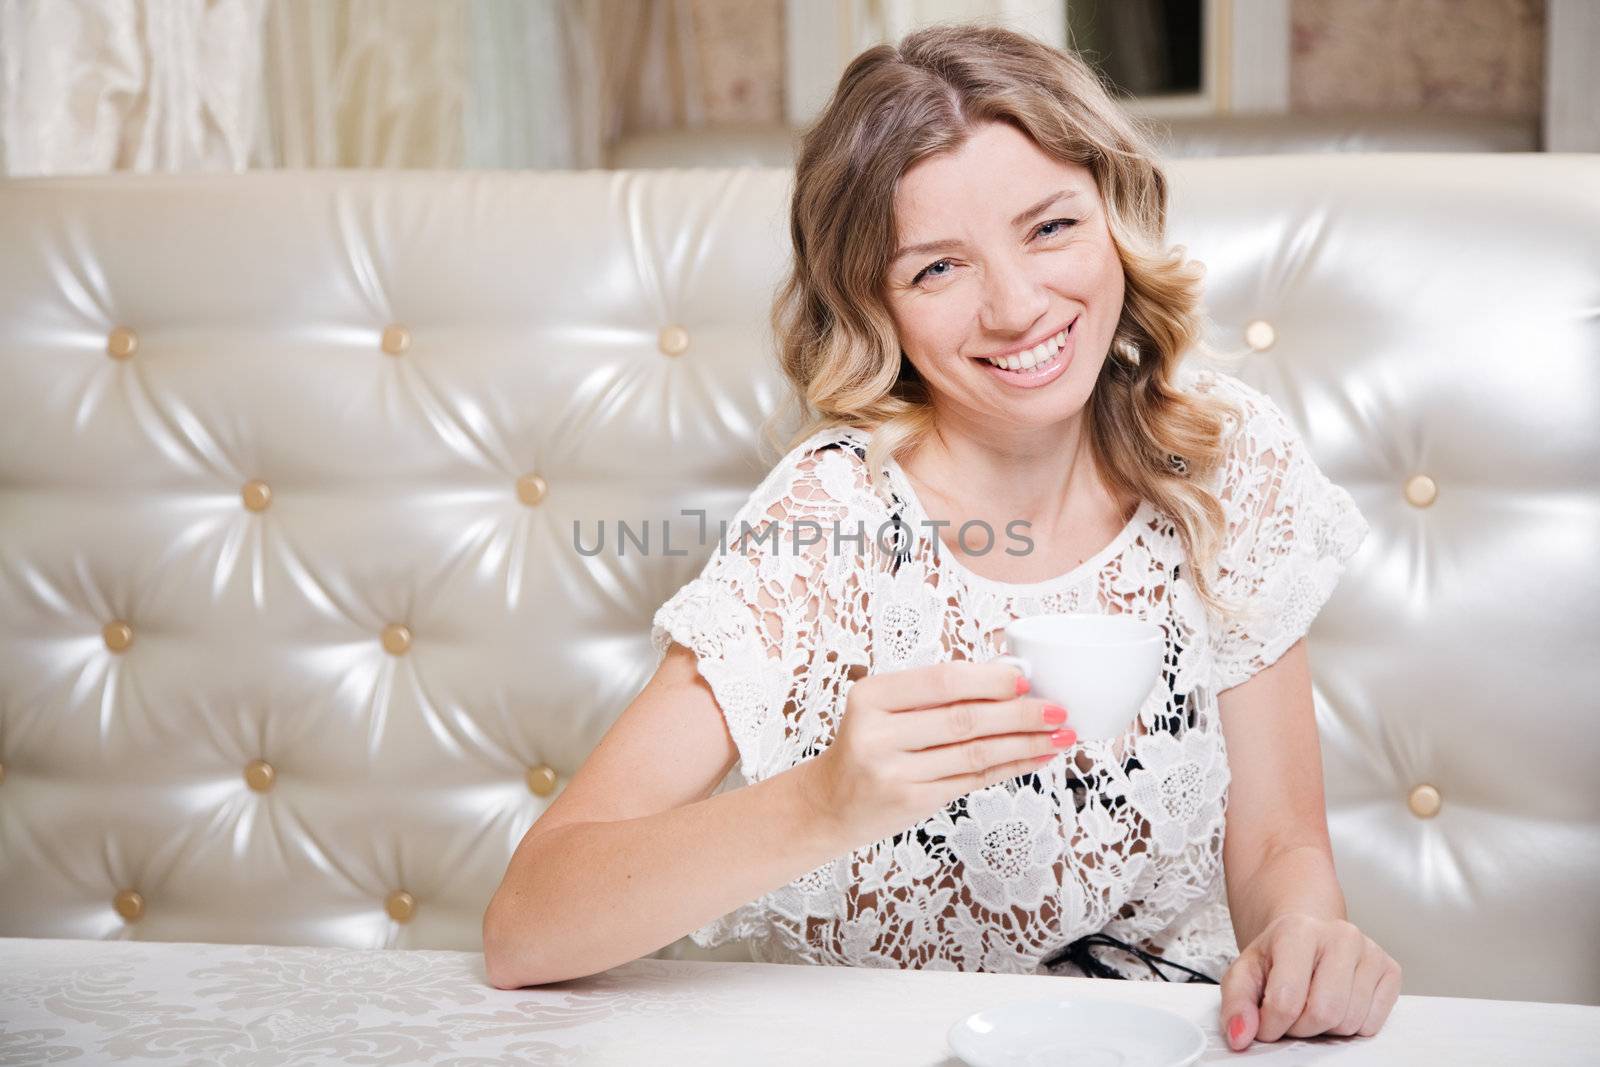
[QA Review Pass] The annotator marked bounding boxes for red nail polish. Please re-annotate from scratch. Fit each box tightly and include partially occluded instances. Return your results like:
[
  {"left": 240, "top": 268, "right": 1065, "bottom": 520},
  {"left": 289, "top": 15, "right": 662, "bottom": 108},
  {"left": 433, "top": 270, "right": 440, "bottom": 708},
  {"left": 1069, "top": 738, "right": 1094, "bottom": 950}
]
[
  {"left": 1015, "top": 675, "right": 1030, "bottom": 695},
  {"left": 1041, "top": 705, "right": 1066, "bottom": 724},
  {"left": 1228, "top": 1014, "right": 1246, "bottom": 1045}
]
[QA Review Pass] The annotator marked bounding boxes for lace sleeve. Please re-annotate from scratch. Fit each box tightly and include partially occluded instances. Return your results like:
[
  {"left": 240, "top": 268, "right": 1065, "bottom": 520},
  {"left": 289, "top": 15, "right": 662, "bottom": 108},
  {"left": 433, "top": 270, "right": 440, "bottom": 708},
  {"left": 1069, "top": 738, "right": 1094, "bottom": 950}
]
[
  {"left": 1203, "top": 374, "right": 1370, "bottom": 693},
  {"left": 649, "top": 439, "right": 872, "bottom": 787}
]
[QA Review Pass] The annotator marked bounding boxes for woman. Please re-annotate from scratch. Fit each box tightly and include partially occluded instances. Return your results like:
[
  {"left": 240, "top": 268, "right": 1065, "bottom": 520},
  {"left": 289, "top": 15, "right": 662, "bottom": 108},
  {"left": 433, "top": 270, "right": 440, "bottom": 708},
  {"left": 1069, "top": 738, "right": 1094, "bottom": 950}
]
[{"left": 484, "top": 24, "right": 1400, "bottom": 1052}]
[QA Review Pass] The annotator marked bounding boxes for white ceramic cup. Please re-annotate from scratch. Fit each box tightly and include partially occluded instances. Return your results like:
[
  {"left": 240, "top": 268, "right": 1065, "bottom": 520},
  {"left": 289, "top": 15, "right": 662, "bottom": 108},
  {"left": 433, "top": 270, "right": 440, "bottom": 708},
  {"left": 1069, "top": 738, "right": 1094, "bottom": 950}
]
[{"left": 995, "top": 613, "right": 1165, "bottom": 742}]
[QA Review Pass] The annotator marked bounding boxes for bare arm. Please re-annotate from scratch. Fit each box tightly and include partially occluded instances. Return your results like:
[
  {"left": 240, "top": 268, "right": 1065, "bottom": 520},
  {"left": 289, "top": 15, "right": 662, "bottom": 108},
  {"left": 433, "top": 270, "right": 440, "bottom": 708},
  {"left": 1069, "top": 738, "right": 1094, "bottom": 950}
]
[
  {"left": 1218, "top": 636, "right": 1346, "bottom": 948},
  {"left": 481, "top": 640, "right": 1058, "bottom": 987},
  {"left": 481, "top": 642, "right": 854, "bottom": 988}
]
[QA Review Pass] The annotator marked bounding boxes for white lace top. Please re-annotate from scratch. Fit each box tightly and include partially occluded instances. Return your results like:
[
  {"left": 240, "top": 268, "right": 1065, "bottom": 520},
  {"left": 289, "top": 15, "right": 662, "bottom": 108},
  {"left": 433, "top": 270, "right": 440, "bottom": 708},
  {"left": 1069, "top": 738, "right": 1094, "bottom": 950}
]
[{"left": 650, "top": 366, "right": 1370, "bottom": 980}]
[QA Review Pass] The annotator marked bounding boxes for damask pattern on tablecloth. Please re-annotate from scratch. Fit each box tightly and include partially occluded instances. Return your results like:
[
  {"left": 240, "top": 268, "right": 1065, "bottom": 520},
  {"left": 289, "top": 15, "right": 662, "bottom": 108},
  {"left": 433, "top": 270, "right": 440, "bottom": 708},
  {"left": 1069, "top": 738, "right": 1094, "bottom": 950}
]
[{"left": 0, "top": 939, "right": 752, "bottom": 1066}]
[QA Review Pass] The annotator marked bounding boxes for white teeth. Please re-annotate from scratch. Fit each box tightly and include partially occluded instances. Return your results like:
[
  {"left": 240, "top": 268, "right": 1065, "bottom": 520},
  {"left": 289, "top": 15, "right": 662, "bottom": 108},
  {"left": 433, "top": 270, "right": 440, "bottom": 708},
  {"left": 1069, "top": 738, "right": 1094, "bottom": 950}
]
[{"left": 985, "top": 327, "right": 1069, "bottom": 372}]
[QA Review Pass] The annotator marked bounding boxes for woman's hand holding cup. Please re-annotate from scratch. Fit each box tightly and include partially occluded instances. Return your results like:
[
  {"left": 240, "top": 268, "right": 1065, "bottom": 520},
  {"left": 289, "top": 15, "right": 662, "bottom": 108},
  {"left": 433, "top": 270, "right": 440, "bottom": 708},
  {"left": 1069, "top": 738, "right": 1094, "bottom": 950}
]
[{"left": 799, "top": 660, "right": 1076, "bottom": 847}]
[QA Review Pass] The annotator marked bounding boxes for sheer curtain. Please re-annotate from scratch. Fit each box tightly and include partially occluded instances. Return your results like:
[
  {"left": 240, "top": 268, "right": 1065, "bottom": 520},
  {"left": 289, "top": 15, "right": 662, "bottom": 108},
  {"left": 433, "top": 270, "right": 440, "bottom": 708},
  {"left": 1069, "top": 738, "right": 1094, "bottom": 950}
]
[
  {"left": 254, "top": 0, "right": 469, "bottom": 169},
  {"left": 0, "top": 0, "right": 270, "bottom": 175},
  {"left": 0, "top": 0, "right": 708, "bottom": 176},
  {"left": 567, "top": 0, "right": 707, "bottom": 168}
]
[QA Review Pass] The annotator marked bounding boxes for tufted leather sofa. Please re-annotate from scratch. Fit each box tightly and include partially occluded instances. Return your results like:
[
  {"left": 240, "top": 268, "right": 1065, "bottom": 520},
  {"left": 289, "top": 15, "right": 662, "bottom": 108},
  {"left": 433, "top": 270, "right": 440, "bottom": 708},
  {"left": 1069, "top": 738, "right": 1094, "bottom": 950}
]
[{"left": 1, "top": 153, "right": 1596, "bottom": 1008}]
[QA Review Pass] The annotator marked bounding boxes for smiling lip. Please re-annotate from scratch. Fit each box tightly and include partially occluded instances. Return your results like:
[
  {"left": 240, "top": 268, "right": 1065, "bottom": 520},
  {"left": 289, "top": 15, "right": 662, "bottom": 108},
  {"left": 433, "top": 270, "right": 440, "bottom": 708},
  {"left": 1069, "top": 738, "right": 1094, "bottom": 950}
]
[
  {"left": 972, "top": 315, "right": 1080, "bottom": 362},
  {"left": 974, "top": 319, "right": 1075, "bottom": 389}
]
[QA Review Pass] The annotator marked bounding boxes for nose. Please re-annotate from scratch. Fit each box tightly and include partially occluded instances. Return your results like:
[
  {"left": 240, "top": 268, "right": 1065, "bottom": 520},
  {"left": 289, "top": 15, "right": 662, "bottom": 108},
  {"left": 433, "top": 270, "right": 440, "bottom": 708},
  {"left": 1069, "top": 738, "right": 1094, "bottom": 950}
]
[{"left": 977, "top": 251, "right": 1050, "bottom": 338}]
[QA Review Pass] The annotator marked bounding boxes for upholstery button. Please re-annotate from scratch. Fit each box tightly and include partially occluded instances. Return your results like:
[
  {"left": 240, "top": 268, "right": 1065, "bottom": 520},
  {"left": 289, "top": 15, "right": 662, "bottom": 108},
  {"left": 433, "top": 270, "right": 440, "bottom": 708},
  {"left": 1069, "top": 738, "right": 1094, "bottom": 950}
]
[
  {"left": 381, "top": 325, "right": 411, "bottom": 355},
  {"left": 244, "top": 759, "right": 276, "bottom": 793},
  {"left": 381, "top": 623, "right": 412, "bottom": 655},
  {"left": 107, "top": 327, "right": 139, "bottom": 360},
  {"left": 526, "top": 764, "right": 558, "bottom": 796},
  {"left": 516, "top": 473, "right": 548, "bottom": 506},
  {"left": 386, "top": 890, "right": 416, "bottom": 923},
  {"left": 1408, "top": 783, "right": 1442, "bottom": 819},
  {"left": 658, "top": 324, "right": 690, "bottom": 356},
  {"left": 1244, "top": 319, "right": 1276, "bottom": 351},
  {"left": 103, "top": 621, "right": 134, "bottom": 653},
  {"left": 114, "top": 889, "right": 144, "bottom": 922},
  {"left": 241, "top": 480, "right": 272, "bottom": 512},
  {"left": 1405, "top": 474, "right": 1437, "bottom": 508}
]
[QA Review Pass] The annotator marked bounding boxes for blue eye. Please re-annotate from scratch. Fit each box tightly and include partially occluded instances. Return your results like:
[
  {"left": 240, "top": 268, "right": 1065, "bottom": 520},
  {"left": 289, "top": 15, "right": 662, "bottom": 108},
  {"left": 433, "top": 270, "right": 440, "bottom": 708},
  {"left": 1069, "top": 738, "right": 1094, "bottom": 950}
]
[
  {"left": 912, "top": 259, "right": 953, "bottom": 286},
  {"left": 910, "top": 218, "right": 1079, "bottom": 288},
  {"left": 1035, "top": 217, "right": 1078, "bottom": 239}
]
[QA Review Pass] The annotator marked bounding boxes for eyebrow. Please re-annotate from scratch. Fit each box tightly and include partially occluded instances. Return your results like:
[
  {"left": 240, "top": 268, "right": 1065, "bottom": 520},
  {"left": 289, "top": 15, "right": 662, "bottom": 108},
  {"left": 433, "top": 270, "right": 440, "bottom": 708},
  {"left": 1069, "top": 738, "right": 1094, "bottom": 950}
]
[{"left": 892, "top": 189, "right": 1080, "bottom": 262}]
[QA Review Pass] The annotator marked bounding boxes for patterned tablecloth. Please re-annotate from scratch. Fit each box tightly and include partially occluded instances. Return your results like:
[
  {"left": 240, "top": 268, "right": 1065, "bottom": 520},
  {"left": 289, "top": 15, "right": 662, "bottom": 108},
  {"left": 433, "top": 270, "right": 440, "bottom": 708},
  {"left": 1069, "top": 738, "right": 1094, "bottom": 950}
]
[{"left": 2, "top": 936, "right": 1597, "bottom": 1065}]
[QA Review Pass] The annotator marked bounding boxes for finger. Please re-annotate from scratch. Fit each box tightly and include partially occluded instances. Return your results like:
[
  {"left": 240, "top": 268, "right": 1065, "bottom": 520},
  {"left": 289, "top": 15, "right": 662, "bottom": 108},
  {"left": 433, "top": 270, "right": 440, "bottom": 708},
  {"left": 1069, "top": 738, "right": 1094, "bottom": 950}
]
[
  {"left": 1335, "top": 940, "right": 1389, "bottom": 1037},
  {"left": 936, "top": 749, "right": 1058, "bottom": 793},
  {"left": 1218, "top": 948, "right": 1266, "bottom": 1051},
  {"left": 1285, "top": 923, "right": 1362, "bottom": 1039},
  {"left": 856, "top": 659, "right": 1024, "bottom": 713},
  {"left": 1357, "top": 963, "right": 1403, "bottom": 1038},
  {"left": 914, "top": 728, "right": 1072, "bottom": 783},
  {"left": 1254, "top": 921, "right": 1317, "bottom": 1043},
  {"left": 895, "top": 696, "right": 1069, "bottom": 750}
]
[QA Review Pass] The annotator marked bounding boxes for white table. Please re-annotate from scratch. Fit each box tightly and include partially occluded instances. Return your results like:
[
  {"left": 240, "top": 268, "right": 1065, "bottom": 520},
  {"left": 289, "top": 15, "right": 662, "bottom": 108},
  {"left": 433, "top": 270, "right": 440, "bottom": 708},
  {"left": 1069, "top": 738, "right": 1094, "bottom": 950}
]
[{"left": 2, "top": 936, "right": 1597, "bottom": 1065}]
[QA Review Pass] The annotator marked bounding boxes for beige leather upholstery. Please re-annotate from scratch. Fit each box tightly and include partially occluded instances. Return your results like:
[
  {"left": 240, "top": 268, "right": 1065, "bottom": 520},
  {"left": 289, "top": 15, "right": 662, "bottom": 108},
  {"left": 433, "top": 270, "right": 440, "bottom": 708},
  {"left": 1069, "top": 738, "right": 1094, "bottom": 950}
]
[
  {"left": 0, "top": 153, "right": 1595, "bottom": 1007},
  {"left": 607, "top": 113, "right": 1538, "bottom": 168}
]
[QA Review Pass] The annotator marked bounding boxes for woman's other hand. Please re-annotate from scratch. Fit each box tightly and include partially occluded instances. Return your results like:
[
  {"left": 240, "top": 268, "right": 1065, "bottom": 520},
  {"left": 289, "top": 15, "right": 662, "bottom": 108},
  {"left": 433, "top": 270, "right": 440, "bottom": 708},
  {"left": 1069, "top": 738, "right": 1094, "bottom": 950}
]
[{"left": 1220, "top": 913, "right": 1402, "bottom": 1051}]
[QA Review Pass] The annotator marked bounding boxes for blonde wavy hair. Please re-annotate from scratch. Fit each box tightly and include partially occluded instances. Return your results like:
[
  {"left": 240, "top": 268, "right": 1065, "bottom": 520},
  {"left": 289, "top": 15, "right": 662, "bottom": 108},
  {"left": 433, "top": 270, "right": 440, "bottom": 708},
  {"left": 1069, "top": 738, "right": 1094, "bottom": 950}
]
[{"left": 759, "top": 21, "right": 1248, "bottom": 624}]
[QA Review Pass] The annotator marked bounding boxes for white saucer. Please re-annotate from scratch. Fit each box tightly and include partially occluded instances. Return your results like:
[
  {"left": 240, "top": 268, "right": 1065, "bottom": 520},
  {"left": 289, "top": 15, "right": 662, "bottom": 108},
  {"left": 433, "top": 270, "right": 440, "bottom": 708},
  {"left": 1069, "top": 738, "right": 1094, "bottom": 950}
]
[{"left": 947, "top": 997, "right": 1207, "bottom": 1067}]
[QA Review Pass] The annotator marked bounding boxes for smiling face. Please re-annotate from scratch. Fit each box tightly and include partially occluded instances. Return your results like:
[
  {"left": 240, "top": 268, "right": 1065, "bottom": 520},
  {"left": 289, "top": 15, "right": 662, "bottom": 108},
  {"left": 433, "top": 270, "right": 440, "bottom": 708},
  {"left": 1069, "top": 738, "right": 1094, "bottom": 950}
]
[{"left": 883, "top": 120, "right": 1125, "bottom": 433}]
